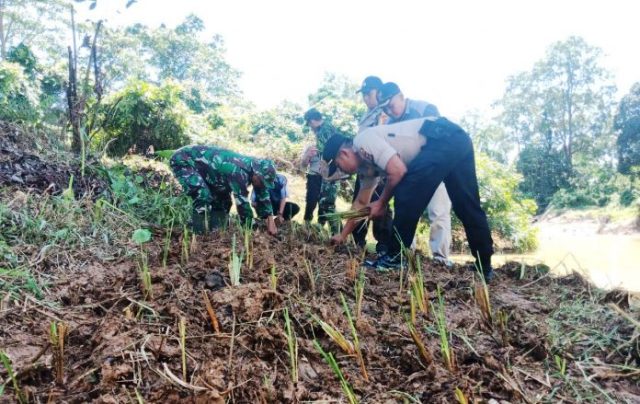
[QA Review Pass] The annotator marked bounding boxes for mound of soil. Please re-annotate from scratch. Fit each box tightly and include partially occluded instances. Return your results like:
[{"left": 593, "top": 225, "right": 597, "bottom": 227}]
[
  {"left": 1, "top": 223, "right": 638, "bottom": 403},
  {"left": 0, "top": 122, "right": 106, "bottom": 197}
]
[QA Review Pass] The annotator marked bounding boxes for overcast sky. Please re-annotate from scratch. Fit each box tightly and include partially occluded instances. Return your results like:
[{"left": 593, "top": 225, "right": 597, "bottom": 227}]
[{"left": 79, "top": 0, "right": 640, "bottom": 120}]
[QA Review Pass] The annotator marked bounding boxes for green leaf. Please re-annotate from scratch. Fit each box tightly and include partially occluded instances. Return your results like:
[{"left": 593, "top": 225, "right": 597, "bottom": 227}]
[{"left": 132, "top": 229, "right": 152, "bottom": 244}]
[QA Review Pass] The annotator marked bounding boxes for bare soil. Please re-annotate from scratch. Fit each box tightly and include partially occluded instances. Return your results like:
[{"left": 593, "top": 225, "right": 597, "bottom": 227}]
[
  {"left": 1, "top": 224, "right": 638, "bottom": 403},
  {"left": 0, "top": 126, "right": 638, "bottom": 403}
]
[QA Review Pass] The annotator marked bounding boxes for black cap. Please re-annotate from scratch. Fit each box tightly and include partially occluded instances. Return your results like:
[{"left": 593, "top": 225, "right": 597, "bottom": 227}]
[
  {"left": 322, "top": 134, "right": 350, "bottom": 177},
  {"left": 356, "top": 76, "right": 383, "bottom": 94},
  {"left": 303, "top": 108, "right": 322, "bottom": 124},
  {"left": 377, "top": 82, "right": 401, "bottom": 105}
]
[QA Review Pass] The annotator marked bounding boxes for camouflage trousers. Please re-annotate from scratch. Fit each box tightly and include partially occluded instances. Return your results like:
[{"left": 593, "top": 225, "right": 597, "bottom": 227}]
[
  {"left": 170, "top": 163, "right": 232, "bottom": 214},
  {"left": 304, "top": 174, "right": 340, "bottom": 233}
]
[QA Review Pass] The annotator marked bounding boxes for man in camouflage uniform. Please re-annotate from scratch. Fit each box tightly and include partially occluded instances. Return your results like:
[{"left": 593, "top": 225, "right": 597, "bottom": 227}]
[
  {"left": 170, "top": 145, "right": 278, "bottom": 235},
  {"left": 299, "top": 108, "right": 341, "bottom": 233}
]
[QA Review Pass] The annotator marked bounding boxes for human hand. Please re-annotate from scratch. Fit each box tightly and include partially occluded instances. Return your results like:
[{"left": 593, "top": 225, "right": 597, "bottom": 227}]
[
  {"left": 330, "top": 234, "right": 346, "bottom": 245},
  {"left": 368, "top": 200, "right": 386, "bottom": 219},
  {"left": 267, "top": 216, "right": 278, "bottom": 236}
]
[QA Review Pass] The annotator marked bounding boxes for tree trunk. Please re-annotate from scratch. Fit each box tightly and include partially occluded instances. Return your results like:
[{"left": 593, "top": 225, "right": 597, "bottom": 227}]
[
  {"left": 67, "top": 46, "right": 81, "bottom": 152},
  {"left": 0, "top": 0, "right": 6, "bottom": 60}
]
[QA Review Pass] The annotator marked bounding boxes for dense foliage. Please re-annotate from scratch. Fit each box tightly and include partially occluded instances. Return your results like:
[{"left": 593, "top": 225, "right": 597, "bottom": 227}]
[{"left": 97, "top": 81, "right": 190, "bottom": 157}]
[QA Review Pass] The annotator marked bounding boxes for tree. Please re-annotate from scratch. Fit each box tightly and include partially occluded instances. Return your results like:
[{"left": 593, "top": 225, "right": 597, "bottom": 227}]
[
  {"left": 460, "top": 110, "right": 510, "bottom": 164},
  {"left": 306, "top": 73, "right": 363, "bottom": 135},
  {"left": 0, "top": 61, "right": 41, "bottom": 123},
  {"left": 497, "top": 36, "right": 617, "bottom": 208},
  {"left": 615, "top": 83, "right": 640, "bottom": 178},
  {"left": 0, "top": 0, "right": 69, "bottom": 61},
  {"left": 97, "top": 80, "right": 190, "bottom": 157},
  {"left": 136, "top": 15, "right": 241, "bottom": 103}
]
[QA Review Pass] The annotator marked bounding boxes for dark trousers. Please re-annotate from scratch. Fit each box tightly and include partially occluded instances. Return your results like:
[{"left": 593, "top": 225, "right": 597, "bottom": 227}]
[
  {"left": 303, "top": 174, "right": 323, "bottom": 222},
  {"left": 389, "top": 119, "right": 494, "bottom": 270},
  {"left": 274, "top": 201, "right": 300, "bottom": 220},
  {"left": 352, "top": 176, "right": 393, "bottom": 252}
]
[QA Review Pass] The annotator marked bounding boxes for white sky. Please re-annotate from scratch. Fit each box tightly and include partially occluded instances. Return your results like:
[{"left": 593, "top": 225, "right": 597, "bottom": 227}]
[{"left": 80, "top": 0, "right": 640, "bottom": 120}]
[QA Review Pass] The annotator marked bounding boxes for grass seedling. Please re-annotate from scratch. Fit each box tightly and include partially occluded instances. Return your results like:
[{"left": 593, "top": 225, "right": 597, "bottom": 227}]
[
  {"left": 554, "top": 354, "right": 567, "bottom": 378},
  {"left": 202, "top": 290, "right": 220, "bottom": 333},
  {"left": 473, "top": 275, "right": 493, "bottom": 327},
  {"left": 497, "top": 309, "right": 510, "bottom": 346},
  {"left": 412, "top": 254, "right": 429, "bottom": 314},
  {"left": 180, "top": 225, "right": 191, "bottom": 265},
  {"left": 354, "top": 269, "right": 365, "bottom": 321},
  {"left": 302, "top": 255, "right": 316, "bottom": 294},
  {"left": 431, "top": 286, "right": 456, "bottom": 372},
  {"left": 311, "top": 314, "right": 354, "bottom": 355},
  {"left": 229, "top": 234, "right": 243, "bottom": 286},
  {"left": 455, "top": 387, "right": 468, "bottom": 404},
  {"left": 406, "top": 319, "right": 433, "bottom": 367},
  {"left": 132, "top": 229, "right": 153, "bottom": 299},
  {"left": 138, "top": 250, "right": 152, "bottom": 299},
  {"left": 283, "top": 308, "right": 298, "bottom": 384},
  {"left": 270, "top": 264, "right": 278, "bottom": 290},
  {"left": 162, "top": 219, "right": 174, "bottom": 268},
  {"left": 243, "top": 223, "right": 253, "bottom": 269},
  {"left": 49, "top": 321, "right": 68, "bottom": 385},
  {"left": 313, "top": 340, "right": 358, "bottom": 404},
  {"left": 0, "top": 351, "right": 26, "bottom": 403},
  {"left": 179, "top": 317, "right": 187, "bottom": 381},
  {"left": 341, "top": 293, "right": 369, "bottom": 381}
]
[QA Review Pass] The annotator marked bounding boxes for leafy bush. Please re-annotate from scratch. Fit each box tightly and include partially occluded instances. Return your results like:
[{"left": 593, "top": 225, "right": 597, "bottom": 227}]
[
  {"left": 0, "top": 62, "right": 41, "bottom": 123},
  {"left": 97, "top": 80, "right": 191, "bottom": 157},
  {"left": 443, "top": 153, "right": 538, "bottom": 252},
  {"left": 549, "top": 168, "right": 631, "bottom": 209}
]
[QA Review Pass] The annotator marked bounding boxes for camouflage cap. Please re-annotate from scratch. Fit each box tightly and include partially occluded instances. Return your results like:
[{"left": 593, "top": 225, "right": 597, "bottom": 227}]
[{"left": 252, "top": 159, "right": 277, "bottom": 189}]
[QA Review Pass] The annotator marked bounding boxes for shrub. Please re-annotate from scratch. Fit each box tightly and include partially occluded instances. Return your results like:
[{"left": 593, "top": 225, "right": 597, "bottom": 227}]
[
  {"left": 97, "top": 80, "right": 191, "bottom": 157},
  {"left": 439, "top": 153, "right": 538, "bottom": 252},
  {"left": 0, "top": 62, "right": 41, "bottom": 123}
]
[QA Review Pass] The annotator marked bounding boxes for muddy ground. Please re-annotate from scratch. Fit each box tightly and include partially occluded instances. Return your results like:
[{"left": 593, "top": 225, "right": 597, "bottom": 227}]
[
  {"left": 0, "top": 125, "right": 638, "bottom": 403},
  {"left": 1, "top": 223, "right": 639, "bottom": 403}
]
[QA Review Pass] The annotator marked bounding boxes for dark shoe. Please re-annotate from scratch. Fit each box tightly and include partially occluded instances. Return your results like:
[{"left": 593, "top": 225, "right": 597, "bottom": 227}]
[
  {"left": 468, "top": 265, "right": 494, "bottom": 283},
  {"left": 375, "top": 243, "right": 388, "bottom": 256},
  {"left": 375, "top": 254, "right": 406, "bottom": 272}
]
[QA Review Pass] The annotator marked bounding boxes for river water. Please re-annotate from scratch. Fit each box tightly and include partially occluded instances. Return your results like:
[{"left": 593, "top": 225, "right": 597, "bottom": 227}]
[{"left": 453, "top": 220, "right": 640, "bottom": 292}]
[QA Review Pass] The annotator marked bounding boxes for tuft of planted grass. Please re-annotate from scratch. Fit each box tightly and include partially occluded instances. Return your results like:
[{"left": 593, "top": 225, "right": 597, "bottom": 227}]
[
  {"left": 313, "top": 340, "right": 358, "bottom": 404},
  {"left": 311, "top": 314, "right": 354, "bottom": 355},
  {"left": 49, "top": 321, "right": 68, "bottom": 385},
  {"left": 0, "top": 350, "right": 26, "bottom": 403},
  {"left": 180, "top": 225, "right": 191, "bottom": 265},
  {"left": 454, "top": 387, "right": 468, "bottom": 404},
  {"left": 138, "top": 250, "right": 152, "bottom": 300},
  {"left": 431, "top": 286, "right": 456, "bottom": 372},
  {"left": 340, "top": 293, "right": 369, "bottom": 382},
  {"left": 406, "top": 319, "right": 433, "bottom": 367},
  {"left": 228, "top": 234, "right": 243, "bottom": 286},
  {"left": 283, "top": 307, "right": 298, "bottom": 384},
  {"left": 243, "top": 223, "right": 253, "bottom": 270},
  {"left": 179, "top": 317, "right": 187, "bottom": 381},
  {"left": 473, "top": 278, "right": 493, "bottom": 327},
  {"left": 497, "top": 309, "right": 510, "bottom": 346},
  {"left": 354, "top": 269, "right": 365, "bottom": 321},
  {"left": 270, "top": 264, "right": 278, "bottom": 290}
]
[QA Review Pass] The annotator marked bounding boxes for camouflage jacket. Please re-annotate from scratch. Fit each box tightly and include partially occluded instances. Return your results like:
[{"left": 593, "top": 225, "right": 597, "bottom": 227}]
[{"left": 171, "top": 146, "right": 274, "bottom": 220}]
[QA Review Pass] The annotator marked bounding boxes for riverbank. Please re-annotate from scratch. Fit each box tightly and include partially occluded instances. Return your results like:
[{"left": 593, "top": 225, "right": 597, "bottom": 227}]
[{"left": 465, "top": 207, "right": 640, "bottom": 292}]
